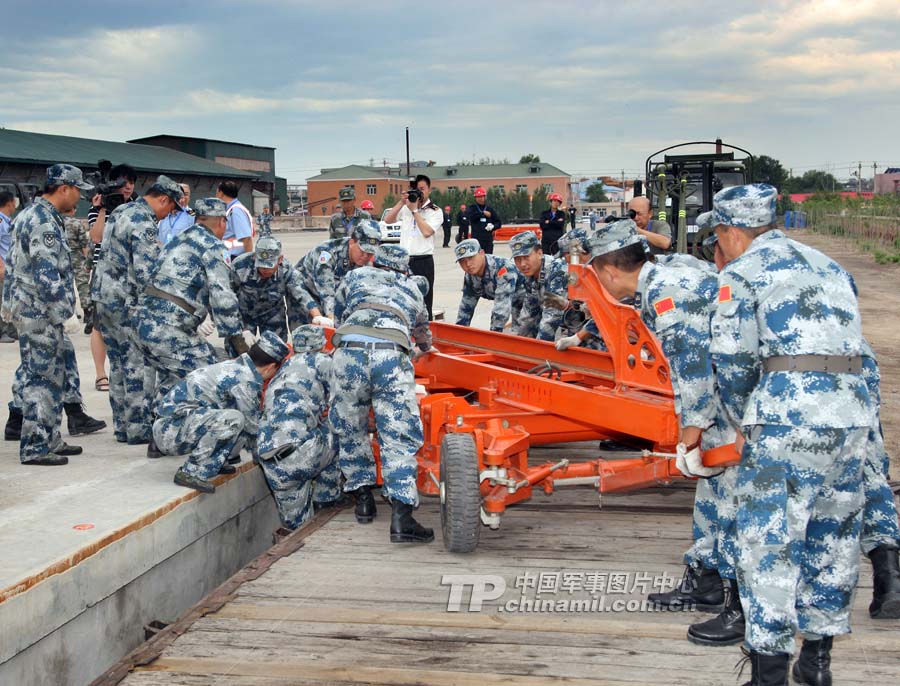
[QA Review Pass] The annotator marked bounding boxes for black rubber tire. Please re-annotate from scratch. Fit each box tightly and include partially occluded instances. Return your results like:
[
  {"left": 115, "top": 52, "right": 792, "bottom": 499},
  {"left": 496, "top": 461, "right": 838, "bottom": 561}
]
[{"left": 440, "top": 433, "right": 482, "bottom": 553}]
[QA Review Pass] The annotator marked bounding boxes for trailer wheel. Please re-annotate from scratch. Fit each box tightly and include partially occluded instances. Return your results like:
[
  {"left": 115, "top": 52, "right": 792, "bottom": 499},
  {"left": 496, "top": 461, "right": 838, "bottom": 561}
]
[{"left": 440, "top": 433, "right": 481, "bottom": 553}]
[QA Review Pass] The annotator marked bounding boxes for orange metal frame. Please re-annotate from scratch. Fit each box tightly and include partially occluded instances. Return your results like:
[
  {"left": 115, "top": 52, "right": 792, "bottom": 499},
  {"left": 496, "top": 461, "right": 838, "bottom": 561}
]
[
  {"left": 403, "top": 261, "right": 738, "bottom": 519},
  {"left": 492, "top": 224, "right": 541, "bottom": 243},
  {"left": 326, "top": 260, "right": 739, "bottom": 522}
]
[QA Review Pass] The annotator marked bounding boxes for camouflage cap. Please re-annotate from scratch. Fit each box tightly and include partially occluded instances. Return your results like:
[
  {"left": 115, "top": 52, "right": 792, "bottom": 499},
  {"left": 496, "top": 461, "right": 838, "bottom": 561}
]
[
  {"left": 509, "top": 230, "right": 541, "bottom": 258},
  {"left": 374, "top": 244, "right": 410, "bottom": 273},
  {"left": 350, "top": 219, "right": 381, "bottom": 254},
  {"left": 194, "top": 197, "right": 228, "bottom": 217},
  {"left": 47, "top": 163, "right": 93, "bottom": 190},
  {"left": 695, "top": 211, "right": 717, "bottom": 231},
  {"left": 339, "top": 186, "right": 356, "bottom": 201},
  {"left": 254, "top": 236, "right": 282, "bottom": 269},
  {"left": 454, "top": 238, "right": 482, "bottom": 262},
  {"left": 587, "top": 219, "right": 643, "bottom": 259},
  {"left": 290, "top": 325, "right": 326, "bottom": 352},
  {"left": 148, "top": 175, "right": 184, "bottom": 206},
  {"left": 711, "top": 183, "right": 777, "bottom": 229},
  {"left": 255, "top": 331, "right": 290, "bottom": 363},
  {"left": 556, "top": 227, "right": 590, "bottom": 255},
  {"left": 411, "top": 274, "right": 430, "bottom": 297}
]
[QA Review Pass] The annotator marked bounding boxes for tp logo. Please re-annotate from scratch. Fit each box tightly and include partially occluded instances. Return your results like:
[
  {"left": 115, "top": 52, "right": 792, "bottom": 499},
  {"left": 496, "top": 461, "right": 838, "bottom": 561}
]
[{"left": 441, "top": 574, "right": 506, "bottom": 612}]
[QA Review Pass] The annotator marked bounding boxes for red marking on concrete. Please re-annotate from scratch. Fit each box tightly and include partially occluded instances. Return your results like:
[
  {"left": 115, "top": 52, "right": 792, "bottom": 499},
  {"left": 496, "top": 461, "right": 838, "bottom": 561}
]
[{"left": 72, "top": 524, "right": 95, "bottom": 531}]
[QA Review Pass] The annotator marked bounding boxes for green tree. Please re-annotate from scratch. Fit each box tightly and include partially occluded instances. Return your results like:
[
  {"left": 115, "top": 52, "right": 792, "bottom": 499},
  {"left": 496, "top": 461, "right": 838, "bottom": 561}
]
[
  {"left": 381, "top": 194, "right": 397, "bottom": 214},
  {"left": 790, "top": 170, "right": 839, "bottom": 193},
  {"left": 531, "top": 185, "right": 549, "bottom": 218},
  {"left": 519, "top": 154, "right": 541, "bottom": 164},
  {"left": 752, "top": 155, "right": 789, "bottom": 189},
  {"left": 585, "top": 182, "right": 609, "bottom": 203}
]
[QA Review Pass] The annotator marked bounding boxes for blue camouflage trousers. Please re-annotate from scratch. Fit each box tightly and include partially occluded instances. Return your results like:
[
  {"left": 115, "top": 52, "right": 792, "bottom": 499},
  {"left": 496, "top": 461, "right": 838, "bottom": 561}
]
[
  {"left": 96, "top": 304, "right": 154, "bottom": 442},
  {"left": 685, "top": 467, "right": 739, "bottom": 579},
  {"left": 137, "top": 300, "right": 218, "bottom": 408},
  {"left": 329, "top": 346, "right": 423, "bottom": 505},
  {"left": 16, "top": 322, "right": 66, "bottom": 461},
  {"left": 259, "top": 427, "right": 342, "bottom": 529},
  {"left": 735, "top": 424, "right": 866, "bottom": 655},
  {"left": 244, "top": 310, "right": 288, "bottom": 341},
  {"left": 11, "top": 331, "right": 82, "bottom": 409},
  {"left": 153, "top": 408, "right": 245, "bottom": 480},
  {"left": 861, "top": 427, "right": 900, "bottom": 553}
]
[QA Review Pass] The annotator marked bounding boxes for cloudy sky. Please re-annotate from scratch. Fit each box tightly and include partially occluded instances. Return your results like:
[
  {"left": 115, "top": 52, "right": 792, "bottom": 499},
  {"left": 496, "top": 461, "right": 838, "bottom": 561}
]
[{"left": 2, "top": 0, "right": 898, "bottom": 183}]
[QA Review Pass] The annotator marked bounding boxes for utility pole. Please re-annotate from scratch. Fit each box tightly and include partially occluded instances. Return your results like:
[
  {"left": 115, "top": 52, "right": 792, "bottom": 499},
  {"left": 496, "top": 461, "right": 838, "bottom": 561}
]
[
  {"left": 620, "top": 169, "right": 625, "bottom": 216},
  {"left": 858, "top": 162, "right": 862, "bottom": 195},
  {"left": 873, "top": 162, "right": 878, "bottom": 193}
]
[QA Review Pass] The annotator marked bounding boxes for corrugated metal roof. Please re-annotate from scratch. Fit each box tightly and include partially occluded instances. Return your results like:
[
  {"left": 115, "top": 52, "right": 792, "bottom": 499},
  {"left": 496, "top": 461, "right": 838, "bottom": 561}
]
[
  {"left": 309, "top": 162, "right": 570, "bottom": 182},
  {"left": 0, "top": 128, "right": 258, "bottom": 178}
]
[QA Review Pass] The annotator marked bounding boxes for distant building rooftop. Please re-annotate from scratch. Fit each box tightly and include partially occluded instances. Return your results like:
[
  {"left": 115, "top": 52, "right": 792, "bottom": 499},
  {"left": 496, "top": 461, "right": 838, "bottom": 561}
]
[{"left": 0, "top": 128, "right": 257, "bottom": 178}]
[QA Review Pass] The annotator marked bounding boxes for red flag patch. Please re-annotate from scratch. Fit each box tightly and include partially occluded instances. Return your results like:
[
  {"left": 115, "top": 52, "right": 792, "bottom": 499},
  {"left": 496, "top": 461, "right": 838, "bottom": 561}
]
[
  {"left": 654, "top": 297, "right": 675, "bottom": 316},
  {"left": 497, "top": 266, "right": 508, "bottom": 278},
  {"left": 718, "top": 285, "right": 732, "bottom": 303}
]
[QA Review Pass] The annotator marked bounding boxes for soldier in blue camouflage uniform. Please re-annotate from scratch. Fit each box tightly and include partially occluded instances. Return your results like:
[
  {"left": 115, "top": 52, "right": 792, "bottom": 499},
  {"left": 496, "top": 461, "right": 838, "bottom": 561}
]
[
  {"left": 551, "top": 227, "right": 608, "bottom": 351},
  {"left": 329, "top": 187, "right": 371, "bottom": 240},
  {"left": 256, "top": 207, "right": 273, "bottom": 237},
  {"left": 329, "top": 244, "right": 435, "bottom": 543},
  {"left": 585, "top": 220, "right": 742, "bottom": 640},
  {"left": 137, "top": 198, "right": 250, "bottom": 458},
  {"left": 1, "top": 165, "right": 93, "bottom": 465},
  {"left": 257, "top": 325, "right": 344, "bottom": 529},
  {"left": 230, "top": 236, "right": 309, "bottom": 340},
  {"left": 154, "top": 331, "right": 289, "bottom": 493},
  {"left": 92, "top": 175, "right": 183, "bottom": 445},
  {"left": 453, "top": 238, "right": 523, "bottom": 332},
  {"left": 508, "top": 230, "right": 568, "bottom": 340},
  {"left": 709, "top": 184, "right": 871, "bottom": 686},
  {"left": 296, "top": 221, "right": 381, "bottom": 325}
]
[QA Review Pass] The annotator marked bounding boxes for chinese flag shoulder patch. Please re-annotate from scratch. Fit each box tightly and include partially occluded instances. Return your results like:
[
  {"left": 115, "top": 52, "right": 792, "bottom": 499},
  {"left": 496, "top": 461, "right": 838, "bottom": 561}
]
[
  {"left": 718, "top": 285, "right": 732, "bottom": 303},
  {"left": 654, "top": 296, "right": 676, "bottom": 316},
  {"left": 497, "top": 266, "right": 508, "bottom": 278}
]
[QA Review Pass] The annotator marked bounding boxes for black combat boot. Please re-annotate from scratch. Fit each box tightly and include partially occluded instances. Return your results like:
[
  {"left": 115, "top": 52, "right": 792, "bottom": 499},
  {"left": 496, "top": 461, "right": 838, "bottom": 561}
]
[
  {"left": 147, "top": 438, "right": 164, "bottom": 459},
  {"left": 869, "top": 545, "right": 900, "bottom": 619},
  {"left": 53, "top": 443, "right": 83, "bottom": 456},
  {"left": 791, "top": 637, "right": 832, "bottom": 686},
  {"left": 738, "top": 650, "right": 789, "bottom": 686},
  {"left": 354, "top": 485, "right": 377, "bottom": 523},
  {"left": 64, "top": 403, "right": 107, "bottom": 436},
  {"left": 5, "top": 406, "right": 22, "bottom": 441},
  {"left": 687, "top": 577, "right": 745, "bottom": 646},
  {"left": 390, "top": 501, "right": 434, "bottom": 543},
  {"left": 23, "top": 454, "right": 69, "bottom": 466},
  {"left": 174, "top": 468, "right": 215, "bottom": 494},
  {"left": 647, "top": 564, "right": 724, "bottom": 611},
  {"left": 82, "top": 305, "right": 94, "bottom": 335}
]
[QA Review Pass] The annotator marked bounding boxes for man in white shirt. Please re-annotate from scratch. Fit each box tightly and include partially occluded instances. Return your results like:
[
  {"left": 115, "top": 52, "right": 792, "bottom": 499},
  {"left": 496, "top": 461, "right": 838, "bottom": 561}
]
[{"left": 384, "top": 174, "right": 442, "bottom": 319}]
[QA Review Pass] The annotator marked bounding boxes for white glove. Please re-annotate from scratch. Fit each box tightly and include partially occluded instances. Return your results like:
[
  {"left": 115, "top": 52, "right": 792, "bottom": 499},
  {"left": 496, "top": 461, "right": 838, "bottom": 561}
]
[
  {"left": 555, "top": 334, "right": 580, "bottom": 351},
  {"left": 197, "top": 320, "right": 215, "bottom": 337},
  {"left": 241, "top": 330, "right": 256, "bottom": 348},
  {"left": 414, "top": 384, "right": 427, "bottom": 395},
  {"left": 0, "top": 307, "right": 11, "bottom": 324},
  {"left": 675, "top": 443, "right": 724, "bottom": 478},
  {"left": 64, "top": 314, "right": 81, "bottom": 334},
  {"left": 485, "top": 223, "right": 495, "bottom": 232},
  {"left": 312, "top": 315, "right": 334, "bottom": 328}
]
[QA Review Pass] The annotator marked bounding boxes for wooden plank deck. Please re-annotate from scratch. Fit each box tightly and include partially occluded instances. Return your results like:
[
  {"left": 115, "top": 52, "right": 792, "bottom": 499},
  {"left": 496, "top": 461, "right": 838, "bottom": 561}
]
[{"left": 117, "top": 446, "right": 900, "bottom": 686}]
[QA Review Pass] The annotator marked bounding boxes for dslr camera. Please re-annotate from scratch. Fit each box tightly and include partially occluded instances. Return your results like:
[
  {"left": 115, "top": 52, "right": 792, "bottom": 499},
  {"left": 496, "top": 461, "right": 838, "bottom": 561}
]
[
  {"left": 83, "top": 159, "right": 129, "bottom": 213},
  {"left": 406, "top": 187, "right": 422, "bottom": 204}
]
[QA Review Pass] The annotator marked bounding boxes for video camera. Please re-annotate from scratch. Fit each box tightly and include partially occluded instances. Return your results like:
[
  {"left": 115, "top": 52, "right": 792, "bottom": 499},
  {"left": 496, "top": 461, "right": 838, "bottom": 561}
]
[
  {"left": 604, "top": 209, "right": 637, "bottom": 223},
  {"left": 83, "top": 159, "right": 129, "bottom": 213}
]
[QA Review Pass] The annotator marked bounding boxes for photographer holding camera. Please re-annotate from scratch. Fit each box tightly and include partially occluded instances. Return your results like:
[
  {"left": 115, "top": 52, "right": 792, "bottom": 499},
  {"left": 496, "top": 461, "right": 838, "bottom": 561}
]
[{"left": 384, "top": 174, "right": 442, "bottom": 319}]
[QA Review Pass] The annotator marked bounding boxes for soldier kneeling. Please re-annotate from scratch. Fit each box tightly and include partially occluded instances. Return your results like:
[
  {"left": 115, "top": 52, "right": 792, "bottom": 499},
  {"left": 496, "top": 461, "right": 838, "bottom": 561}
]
[
  {"left": 153, "top": 331, "right": 290, "bottom": 493},
  {"left": 256, "top": 325, "right": 346, "bottom": 529}
]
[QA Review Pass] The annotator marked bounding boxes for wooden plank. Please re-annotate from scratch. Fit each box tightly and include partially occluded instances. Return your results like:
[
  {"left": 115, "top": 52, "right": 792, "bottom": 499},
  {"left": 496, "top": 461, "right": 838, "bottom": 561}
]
[{"left": 137, "top": 657, "right": 640, "bottom": 686}]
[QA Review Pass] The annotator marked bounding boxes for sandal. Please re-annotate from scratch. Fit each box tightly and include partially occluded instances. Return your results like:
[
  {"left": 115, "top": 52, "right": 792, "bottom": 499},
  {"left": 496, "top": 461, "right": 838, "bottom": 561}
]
[{"left": 95, "top": 376, "right": 110, "bottom": 392}]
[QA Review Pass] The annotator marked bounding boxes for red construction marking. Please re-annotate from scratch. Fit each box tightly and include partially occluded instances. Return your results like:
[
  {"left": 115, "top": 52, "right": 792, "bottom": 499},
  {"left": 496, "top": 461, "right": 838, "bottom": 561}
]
[{"left": 72, "top": 524, "right": 95, "bottom": 531}]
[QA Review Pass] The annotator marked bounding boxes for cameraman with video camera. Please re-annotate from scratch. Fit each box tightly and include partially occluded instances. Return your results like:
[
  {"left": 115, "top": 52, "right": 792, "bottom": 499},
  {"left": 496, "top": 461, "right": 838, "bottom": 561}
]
[{"left": 384, "top": 174, "right": 442, "bottom": 319}]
